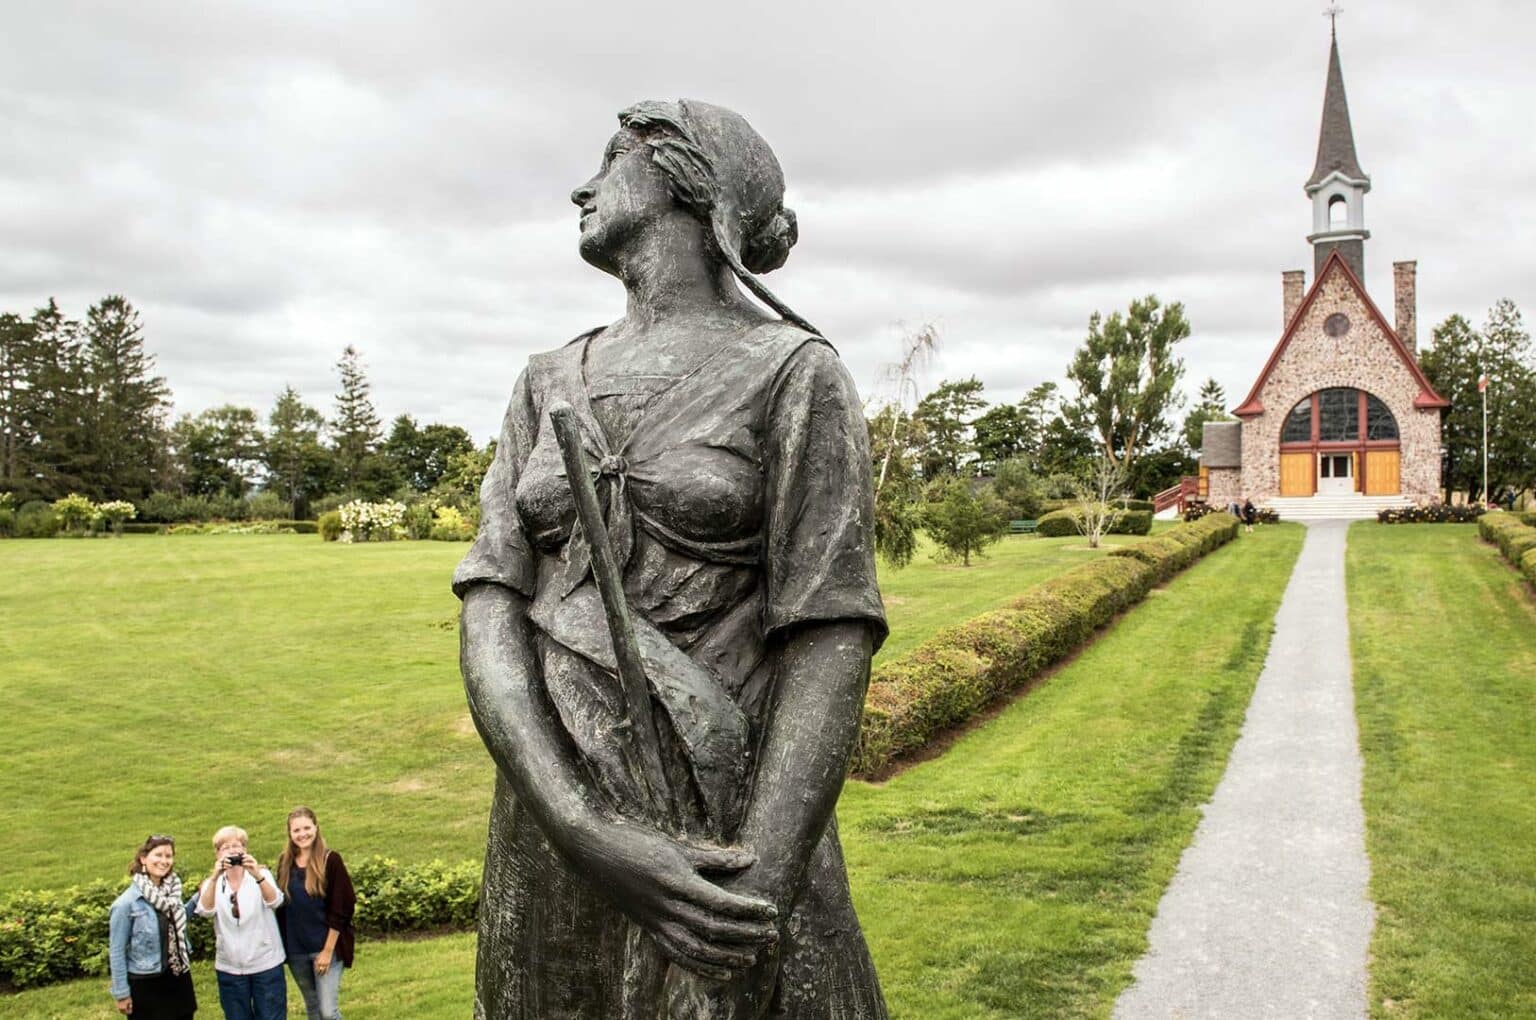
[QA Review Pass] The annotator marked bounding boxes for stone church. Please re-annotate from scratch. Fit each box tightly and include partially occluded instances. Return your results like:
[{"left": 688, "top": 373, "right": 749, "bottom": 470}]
[{"left": 1201, "top": 30, "right": 1446, "bottom": 508}]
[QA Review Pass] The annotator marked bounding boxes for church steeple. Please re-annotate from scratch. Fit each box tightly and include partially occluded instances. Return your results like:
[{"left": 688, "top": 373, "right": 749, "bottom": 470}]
[{"left": 1304, "top": 23, "right": 1371, "bottom": 279}]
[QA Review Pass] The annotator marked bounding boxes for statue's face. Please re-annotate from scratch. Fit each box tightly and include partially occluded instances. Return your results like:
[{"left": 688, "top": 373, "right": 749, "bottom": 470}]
[{"left": 572, "top": 127, "right": 674, "bottom": 274}]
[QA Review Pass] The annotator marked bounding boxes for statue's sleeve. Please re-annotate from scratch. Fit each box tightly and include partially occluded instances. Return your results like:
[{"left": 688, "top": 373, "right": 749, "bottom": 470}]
[
  {"left": 452, "top": 369, "right": 538, "bottom": 599},
  {"left": 762, "top": 340, "right": 888, "bottom": 651}
]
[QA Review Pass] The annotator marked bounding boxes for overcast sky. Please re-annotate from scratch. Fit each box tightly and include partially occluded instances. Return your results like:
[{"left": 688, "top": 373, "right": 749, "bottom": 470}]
[{"left": 3, "top": 1, "right": 1532, "bottom": 442}]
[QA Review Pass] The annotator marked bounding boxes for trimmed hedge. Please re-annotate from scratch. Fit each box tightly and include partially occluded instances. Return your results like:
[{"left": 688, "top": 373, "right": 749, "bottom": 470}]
[
  {"left": 0, "top": 856, "right": 479, "bottom": 991},
  {"left": 1522, "top": 511, "right": 1536, "bottom": 528},
  {"left": 1035, "top": 506, "right": 1153, "bottom": 538},
  {"left": 1377, "top": 504, "right": 1486, "bottom": 524},
  {"left": 1478, "top": 513, "right": 1536, "bottom": 596},
  {"left": 852, "top": 513, "right": 1240, "bottom": 776}
]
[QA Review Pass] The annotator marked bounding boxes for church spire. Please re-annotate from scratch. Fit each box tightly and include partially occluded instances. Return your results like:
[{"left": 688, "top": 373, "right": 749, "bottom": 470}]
[
  {"left": 1304, "top": 21, "right": 1371, "bottom": 279},
  {"left": 1307, "top": 26, "right": 1367, "bottom": 188}
]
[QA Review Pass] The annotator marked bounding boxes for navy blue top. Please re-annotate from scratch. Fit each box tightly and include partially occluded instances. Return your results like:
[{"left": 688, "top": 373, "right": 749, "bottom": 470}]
[{"left": 283, "top": 866, "right": 330, "bottom": 956}]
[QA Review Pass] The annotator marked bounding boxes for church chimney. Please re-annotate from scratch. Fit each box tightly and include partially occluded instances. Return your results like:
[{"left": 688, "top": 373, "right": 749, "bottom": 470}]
[
  {"left": 1283, "top": 270, "right": 1306, "bottom": 329},
  {"left": 1394, "top": 260, "right": 1417, "bottom": 352}
]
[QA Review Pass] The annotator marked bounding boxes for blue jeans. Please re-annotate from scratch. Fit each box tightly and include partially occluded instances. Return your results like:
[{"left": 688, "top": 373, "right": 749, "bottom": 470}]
[
  {"left": 289, "top": 953, "right": 345, "bottom": 1020},
  {"left": 215, "top": 963, "right": 287, "bottom": 1020}
]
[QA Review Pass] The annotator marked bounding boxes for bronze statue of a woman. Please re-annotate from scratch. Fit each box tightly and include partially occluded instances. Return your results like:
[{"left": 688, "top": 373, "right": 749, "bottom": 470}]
[{"left": 455, "top": 99, "right": 888, "bottom": 1019}]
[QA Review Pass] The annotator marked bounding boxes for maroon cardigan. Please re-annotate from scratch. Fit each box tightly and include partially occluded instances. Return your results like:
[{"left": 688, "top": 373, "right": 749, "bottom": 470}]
[{"left": 276, "top": 850, "right": 357, "bottom": 967}]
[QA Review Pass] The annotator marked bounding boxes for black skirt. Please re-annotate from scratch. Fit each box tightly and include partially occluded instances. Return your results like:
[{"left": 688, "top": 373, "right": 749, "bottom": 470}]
[{"left": 126, "top": 969, "right": 197, "bottom": 1019}]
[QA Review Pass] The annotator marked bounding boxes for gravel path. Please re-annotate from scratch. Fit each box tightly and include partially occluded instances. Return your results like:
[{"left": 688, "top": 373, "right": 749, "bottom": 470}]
[{"left": 1113, "top": 520, "right": 1375, "bottom": 1019}]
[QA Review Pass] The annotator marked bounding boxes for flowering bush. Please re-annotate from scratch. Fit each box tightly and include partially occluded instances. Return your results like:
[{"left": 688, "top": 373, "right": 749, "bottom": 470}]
[
  {"left": 1377, "top": 503, "right": 1486, "bottom": 524},
  {"left": 96, "top": 500, "right": 137, "bottom": 536},
  {"left": 51, "top": 493, "right": 100, "bottom": 534},
  {"left": 338, "top": 499, "right": 407, "bottom": 542}
]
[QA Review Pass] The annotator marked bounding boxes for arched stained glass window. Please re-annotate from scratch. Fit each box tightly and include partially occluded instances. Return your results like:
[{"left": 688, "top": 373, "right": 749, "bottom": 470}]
[
  {"left": 1280, "top": 389, "right": 1399, "bottom": 444},
  {"left": 1317, "top": 387, "right": 1359, "bottom": 441},
  {"left": 1282, "top": 398, "right": 1312, "bottom": 443},
  {"left": 1366, "top": 394, "right": 1398, "bottom": 440}
]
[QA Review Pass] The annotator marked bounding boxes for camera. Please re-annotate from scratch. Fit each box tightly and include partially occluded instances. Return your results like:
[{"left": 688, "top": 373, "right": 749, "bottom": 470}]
[{"left": 225, "top": 853, "right": 246, "bottom": 867}]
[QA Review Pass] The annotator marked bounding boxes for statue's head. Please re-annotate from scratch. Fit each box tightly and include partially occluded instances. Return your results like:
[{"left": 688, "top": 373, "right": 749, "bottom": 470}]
[{"left": 572, "top": 99, "right": 814, "bottom": 332}]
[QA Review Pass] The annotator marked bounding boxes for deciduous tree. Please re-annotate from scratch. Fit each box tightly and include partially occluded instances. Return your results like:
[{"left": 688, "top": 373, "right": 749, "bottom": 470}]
[{"left": 1066, "top": 295, "right": 1190, "bottom": 473}]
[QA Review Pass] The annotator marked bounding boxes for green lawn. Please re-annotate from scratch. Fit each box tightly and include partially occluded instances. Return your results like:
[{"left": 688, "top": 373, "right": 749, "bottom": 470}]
[
  {"left": 5, "top": 523, "right": 1305, "bottom": 1017},
  {"left": 0, "top": 528, "right": 1151, "bottom": 891},
  {"left": 1346, "top": 523, "right": 1536, "bottom": 1020}
]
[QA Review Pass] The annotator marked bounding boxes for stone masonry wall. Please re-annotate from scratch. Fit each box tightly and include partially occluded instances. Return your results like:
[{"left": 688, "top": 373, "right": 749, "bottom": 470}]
[
  {"left": 1208, "top": 467, "right": 1242, "bottom": 507},
  {"left": 1240, "top": 265, "right": 1441, "bottom": 501}
]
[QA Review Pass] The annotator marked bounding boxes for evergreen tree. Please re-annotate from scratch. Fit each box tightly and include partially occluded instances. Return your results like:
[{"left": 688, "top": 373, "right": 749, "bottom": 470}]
[
  {"left": 0, "top": 312, "right": 35, "bottom": 498},
  {"left": 972, "top": 402, "right": 1032, "bottom": 473},
  {"left": 1422, "top": 301, "right": 1536, "bottom": 502},
  {"left": 265, "top": 386, "right": 332, "bottom": 518},
  {"left": 913, "top": 377, "right": 986, "bottom": 478},
  {"left": 332, "top": 345, "right": 381, "bottom": 491},
  {"left": 1181, "top": 377, "right": 1232, "bottom": 454},
  {"left": 80, "top": 296, "right": 171, "bottom": 500},
  {"left": 922, "top": 476, "right": 1008, "bottom": 566},
  {"left": 1065, "top": 295, "right": 1190, "bottom": 473},
  {"left": 26, "top": 300, "right": 90, "bottom": 501}
]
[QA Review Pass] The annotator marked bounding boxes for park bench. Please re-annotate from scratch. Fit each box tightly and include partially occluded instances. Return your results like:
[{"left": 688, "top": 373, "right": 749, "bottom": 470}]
[{"left": 1009, "top": 519, "right": 1037, "bottom": 535}]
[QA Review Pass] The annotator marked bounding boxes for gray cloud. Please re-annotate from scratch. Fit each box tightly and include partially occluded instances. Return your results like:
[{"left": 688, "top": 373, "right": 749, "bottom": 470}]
[{"left": 1, "top": 1, "right": 1531, "bottom": 444}]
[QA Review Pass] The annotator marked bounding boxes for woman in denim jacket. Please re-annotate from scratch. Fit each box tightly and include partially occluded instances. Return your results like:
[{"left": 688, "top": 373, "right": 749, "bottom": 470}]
[{"left": 108, "top": 834, "right": 198, "bottom": 1018}]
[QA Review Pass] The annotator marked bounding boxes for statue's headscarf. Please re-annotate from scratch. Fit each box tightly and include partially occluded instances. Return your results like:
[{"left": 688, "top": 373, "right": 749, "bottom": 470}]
[{"left": 617, "top": 99, "right": 817, "bottom": 336}]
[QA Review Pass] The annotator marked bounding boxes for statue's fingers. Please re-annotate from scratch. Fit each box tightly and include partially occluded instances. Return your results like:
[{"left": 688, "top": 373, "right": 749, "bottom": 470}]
[
  {"left": 687, "top": 845, "right": 755, "bottom": 874},
  {"left": 669, "top": 901, "right": 778, "bottom": 945},
  {"left": 676, "top": 878, "right": 778, "bottom": 922},
  {"left": 652, "top": 924, "right": 752, "bottom": 980}
]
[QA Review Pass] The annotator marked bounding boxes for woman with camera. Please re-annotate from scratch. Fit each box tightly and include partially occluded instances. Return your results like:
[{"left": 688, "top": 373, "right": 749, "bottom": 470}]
[
  {"left": 107, "top": 834, "right": 197, "bottom": 1018},
  {"left": 194, "top": 825, "right": 287, "bottom": 1020}
]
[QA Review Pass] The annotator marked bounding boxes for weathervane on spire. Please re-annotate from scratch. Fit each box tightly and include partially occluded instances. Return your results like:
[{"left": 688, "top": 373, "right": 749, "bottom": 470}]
[{"left": 1324, "top": 3, "right": 1342, "bottom": 36}]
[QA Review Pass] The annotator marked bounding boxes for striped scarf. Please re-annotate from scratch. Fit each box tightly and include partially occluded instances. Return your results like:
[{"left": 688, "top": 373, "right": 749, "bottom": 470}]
[{"left": 133, "top": 871, "right": 191, "bottom": 975}]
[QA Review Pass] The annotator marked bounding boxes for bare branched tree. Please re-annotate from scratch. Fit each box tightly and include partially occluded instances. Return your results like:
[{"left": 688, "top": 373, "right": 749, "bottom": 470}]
[
  {"left": 1072, "top": 456, "right": 1128, "bottom": 549},
  {"left": 872, "top": 324, "right": 938, "bottom": 495}
]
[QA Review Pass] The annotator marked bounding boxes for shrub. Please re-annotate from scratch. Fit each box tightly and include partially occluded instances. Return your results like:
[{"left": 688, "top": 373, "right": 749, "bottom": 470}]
[
  {"left": 273, "top": 519, "right": 319, "bottom": 535},
  {"left": 338, "top": 499, "right": 406, "bottom": 542},
  {"left": 96, "top": 500, "right": 137, "bottom": 536},
  {"left": 52, "top": 493, "right": 100, "bottom": 534},
  {"left": 1377, "top": 504, "right": 1486, "bottom": 524},
  {"left": 852, "top": 515, "right": 1237, "bottom": 777},
  {"left": 1115, "top": 498, "right": 1155, "bottom": 512},
  {"left": 0, "top": 856, "right": 481, "bottom": 991},
  {"left": 318, "top": 511, "right": 343, "bottom": 541},
  {"left": 0, "top": 508, "right": 13, "bottom": 538},
  {"left": 119, "top": 522, "right": 168, "bottom": 535},
  {"left": 244, "top": 491, "right": 290, "bottom": 521},
  {"left": 1521, "top": 511, "right": 1536, "bottom": 528},
  {"left": 429, "top": 505, "right": 476, "bottom": 542},
  {"left": 14, "top": 506, "right": 59, "bottom": 538},
  {"left": 1523, "top": 547, "right": 1536, "bottom": 588},
  {"left": 1035, "top": 506, "right": 1152, "bottom": 538}
]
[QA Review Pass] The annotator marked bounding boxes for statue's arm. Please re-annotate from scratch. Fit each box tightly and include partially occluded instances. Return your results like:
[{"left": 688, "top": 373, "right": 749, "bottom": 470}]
[
  {"left": 732, "top": 619, "right": 872, "bottom": 908},
  {"left": 460, "top": 581, "right": 779, "bottom": 977},
  {"left": 460, "top": 582, "right": 604, "bottom": 846}
]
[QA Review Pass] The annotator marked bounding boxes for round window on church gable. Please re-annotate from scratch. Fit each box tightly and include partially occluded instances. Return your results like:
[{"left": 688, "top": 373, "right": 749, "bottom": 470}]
[{"left": 1324, "top": 313, "right": 1351, "bottom": 337}]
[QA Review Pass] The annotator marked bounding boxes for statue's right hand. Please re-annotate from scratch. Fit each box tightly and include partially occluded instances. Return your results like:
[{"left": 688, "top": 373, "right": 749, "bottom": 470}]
[{"left": 575, "top": 823, "right": 780, "bottom": 980}]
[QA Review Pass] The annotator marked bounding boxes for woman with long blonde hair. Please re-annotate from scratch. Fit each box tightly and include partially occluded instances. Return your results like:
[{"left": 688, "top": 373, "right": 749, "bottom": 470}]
[{"left": 275, "top": 807, "right": 356, "bottom": 1020}]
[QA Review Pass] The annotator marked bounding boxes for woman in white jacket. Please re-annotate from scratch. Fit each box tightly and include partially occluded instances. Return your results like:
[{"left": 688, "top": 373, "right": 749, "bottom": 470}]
[{"left": 195, "top": 825, "right": 286, "bottom": 1020}]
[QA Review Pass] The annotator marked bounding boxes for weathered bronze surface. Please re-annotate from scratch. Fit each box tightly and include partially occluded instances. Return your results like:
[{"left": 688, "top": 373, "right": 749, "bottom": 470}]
[{"left": 455, "top": 100, "right": 889, "bottom": 1019}]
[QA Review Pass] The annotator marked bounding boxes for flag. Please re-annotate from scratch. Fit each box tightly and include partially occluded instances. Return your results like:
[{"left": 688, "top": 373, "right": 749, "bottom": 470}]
[{"left": 1478, "top": 375, "right": 1489, "bottom": 393}]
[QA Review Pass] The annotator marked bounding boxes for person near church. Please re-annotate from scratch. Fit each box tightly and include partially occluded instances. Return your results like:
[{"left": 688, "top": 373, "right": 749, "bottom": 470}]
[
  {"left": 108, "top": 834, "right": 198, "bottom": 1019},
  {"left": 1242, "top": 498, "right": 1258, "bottom": 533},
  {"left": 195, "top": 825, "right": 286, "bottom": 1020},
  {"left": 275, "top": 807, "right": 357, "bottom": 1020}
]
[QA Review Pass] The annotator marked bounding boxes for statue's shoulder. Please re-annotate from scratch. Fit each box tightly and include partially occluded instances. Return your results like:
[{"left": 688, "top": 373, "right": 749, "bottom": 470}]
[
  {"left": 523, "top": 327, "right": 603, "bottom": 380},
  {"left": 746, "top": 319, "right": 841, "bottom": 369}
]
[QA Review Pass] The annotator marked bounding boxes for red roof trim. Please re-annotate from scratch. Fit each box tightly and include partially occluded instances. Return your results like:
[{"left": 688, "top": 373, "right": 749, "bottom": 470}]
[{"left": 1233, "top": 250, "right": 1449, "bottom": 417}]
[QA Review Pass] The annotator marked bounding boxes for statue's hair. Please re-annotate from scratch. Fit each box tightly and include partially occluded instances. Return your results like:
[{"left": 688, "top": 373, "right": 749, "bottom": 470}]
[{"left": 617, "top": 100, "right": 816, "bottom": 335}]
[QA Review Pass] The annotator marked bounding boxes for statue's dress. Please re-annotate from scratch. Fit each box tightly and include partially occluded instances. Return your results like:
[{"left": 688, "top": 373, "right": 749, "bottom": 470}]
[{"left": 454, "top": 322, "right": 889, "bottom": 1019}]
